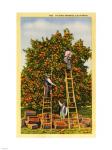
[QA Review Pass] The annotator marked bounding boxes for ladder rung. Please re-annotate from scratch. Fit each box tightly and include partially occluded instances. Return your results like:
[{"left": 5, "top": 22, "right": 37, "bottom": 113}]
[
  {"left": 69, "top": 112, "right": 77, "bottom": 113},
  {"left": 68, "top": 116, "right": 77, "bottom": 118},
  {"left": 43, "top": 117, "right": 52, "bottom": 119},
  {"left": 68, "top": 103, "right": 76, "bottom": 107},
  {"left": 43, "top": 121, "right": 52, "bottom": 123},
  {"left": 43, "top": 119, "right": 52, "bottom": 121},
  {"left": 69, "top": 107, "right": 76, "bottom": 108},
  {"left": 43, "top": 116, "right": 52, "bottom": 118},
  {"left": 69, "top": 117, "right": 78, "bottom": 119},
  {"left": 69, "top": 104, "right": 75, "bottom": 106},
  {"left": 42, "top": 113, "right": 52, "bottom": 115},
  {"left": 70, "top": 123, "right": 78, "bottom": 125},
  {"left": 43, "top": 123, "right": 52, "bottom": 125},
  {"left": 69, "top": 102, "right": 75, "bottom": 103},
  {"left": 43, "top": 107, "right": 52, "bottom": 109},
  {"left": 68, "top": 119, "right": 78, "bottom": 122},
  {"left": 67, "top": 78, "right": 73, "bottom": 80},
  {"left": 43, "top": 99, "right": 51, "bottom": 100},
  {"left": 42, "top": 116, "right": 52, "bottom": 118},
  {"left": 69, "top": 118, "right": 78, "bottom": 120},
  {"left": 43, "top": 106, "right": 51, "bottom": 108},
  {"left": 69, "top": 102, "right": 75, "bottom": 104},
  {"left": 71, "top": 118, "right": 78, "bottom": 120},
  {"left": 43, "top": 122, "right": 52, "bottom": 124}
]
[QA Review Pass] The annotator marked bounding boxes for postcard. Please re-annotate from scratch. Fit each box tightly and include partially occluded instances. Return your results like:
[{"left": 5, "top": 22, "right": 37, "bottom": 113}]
[{"left": 16, "top": 13, "right": 96, "bottom": 137}]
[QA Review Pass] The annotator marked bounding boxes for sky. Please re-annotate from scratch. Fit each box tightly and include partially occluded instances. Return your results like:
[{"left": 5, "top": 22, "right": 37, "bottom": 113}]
[{"left": 21, "top": 17, "right": 92, "bottom": 72}]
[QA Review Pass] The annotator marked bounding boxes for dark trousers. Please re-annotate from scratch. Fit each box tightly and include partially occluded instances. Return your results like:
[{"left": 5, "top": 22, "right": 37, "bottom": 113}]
[
  {"left": 44, "top": 84, "right": 52, "bottom": 97},
  {"left": 64, "top": 56, "right": 71, "bottom": 70}
]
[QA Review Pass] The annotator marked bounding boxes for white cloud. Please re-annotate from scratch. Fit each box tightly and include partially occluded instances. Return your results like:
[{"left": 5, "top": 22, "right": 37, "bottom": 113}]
[
  {"left": 23, "top": 20, "right": 90, "bottom": 32},
  {"left": 22, "top": 19, "right": 91, "bottom": 47}
]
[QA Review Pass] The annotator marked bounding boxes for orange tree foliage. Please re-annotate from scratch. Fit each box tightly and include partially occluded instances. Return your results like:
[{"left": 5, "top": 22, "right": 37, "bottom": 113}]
[{"left": 21, "top": 28, "right": 92, "bottom": 113}]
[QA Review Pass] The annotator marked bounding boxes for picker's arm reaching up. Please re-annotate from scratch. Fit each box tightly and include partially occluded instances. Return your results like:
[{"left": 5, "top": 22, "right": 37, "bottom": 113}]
[
  {"left": 47, "top": 78, "right": 56, "bottom": 86},
  {"left": 58, "top": 101, "right": 63, "bottom": 107}
]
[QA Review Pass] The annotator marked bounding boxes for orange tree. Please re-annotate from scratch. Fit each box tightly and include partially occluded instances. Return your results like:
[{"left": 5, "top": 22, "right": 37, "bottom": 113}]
[{"left": 21, "top": 28, "right": 92, "bottom": 113}]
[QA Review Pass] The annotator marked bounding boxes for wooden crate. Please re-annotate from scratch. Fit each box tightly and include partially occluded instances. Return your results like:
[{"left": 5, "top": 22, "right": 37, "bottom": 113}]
[
  {"left": 27, "top": 124, "right": 38, "bottom": 129},
  {"left": 25, "top": 110, "right": 37, "bottom": 117},
  {"left": 43, "top": 122, "right": 52, "bottom": 129},
  {"left": 54, "top": 120, "right": 68, "bottom": 129},
  {"left": 81, "top": 118, "right": 92, "bottom": 127},
  {"left": 27, "top": 116, "right": 40, "bottom": 124}
]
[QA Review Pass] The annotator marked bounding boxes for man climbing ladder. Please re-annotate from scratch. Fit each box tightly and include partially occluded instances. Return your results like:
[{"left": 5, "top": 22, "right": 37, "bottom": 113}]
[
  {"left": 64, "top": 48, "right": 72, "bottom": 71},
  {"left": 44, "top": 74, "right": 56, "bottom": 97}
]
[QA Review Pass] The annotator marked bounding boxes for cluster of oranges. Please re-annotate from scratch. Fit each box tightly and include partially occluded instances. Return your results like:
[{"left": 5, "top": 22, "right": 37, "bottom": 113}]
[{"left": 39, "top": 52, "right": 45, "bottom": 58}]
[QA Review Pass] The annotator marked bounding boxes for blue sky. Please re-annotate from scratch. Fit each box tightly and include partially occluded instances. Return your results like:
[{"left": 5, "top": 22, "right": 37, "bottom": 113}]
[{"left": 21, "top": 17, "right": 92, "bottom": 72}]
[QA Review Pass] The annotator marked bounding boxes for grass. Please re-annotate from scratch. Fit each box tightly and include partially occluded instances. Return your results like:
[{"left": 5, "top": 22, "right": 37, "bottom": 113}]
[
  {"left": 78, "top": 106, "right": 92, "bottom": 118},
  {"left": 21, "top": 127, "right": 92, "bottom": 134},
  {"left": 21, "top": 106, "right": 92, "bottom": 118}
]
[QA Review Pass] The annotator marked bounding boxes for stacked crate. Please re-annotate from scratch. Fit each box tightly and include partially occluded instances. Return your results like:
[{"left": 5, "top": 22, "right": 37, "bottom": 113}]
[{"left": 23, "top": 110, "right": 39, "bottom": 129}]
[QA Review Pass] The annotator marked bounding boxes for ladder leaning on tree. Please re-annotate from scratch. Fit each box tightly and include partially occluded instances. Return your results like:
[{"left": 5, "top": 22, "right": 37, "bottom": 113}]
[
  {"left": 65, "top": 70, "right": 80, "bottom": 130},
  {"left": 42, "top": 54, "right": 54, "bottom": 129},
  {"left": 42, "top": 69, "right": 53, "bottom": 129}
]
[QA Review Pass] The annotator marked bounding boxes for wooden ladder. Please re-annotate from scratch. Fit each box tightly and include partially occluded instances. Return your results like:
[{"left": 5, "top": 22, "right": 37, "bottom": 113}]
[
  {"left": 65, "top": 70, "right": 80, "bottom": 130},
  {"left": 42, "top": 96, "right": 52, "bottom": 129},
  {"left": 42, "top": 68, "right": 53, "bottom": 129}
]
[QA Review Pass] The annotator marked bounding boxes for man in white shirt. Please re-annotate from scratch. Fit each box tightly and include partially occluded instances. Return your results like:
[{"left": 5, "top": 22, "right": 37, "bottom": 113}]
[
  {"left": 44, "top": 75, "right": 56, "bottom": 97},
  {"left": 64, "top": 49, "right": 72, "bottom": 70},
  {"left": 58, "top": 101, "right": 68, "bottom": 119}
]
